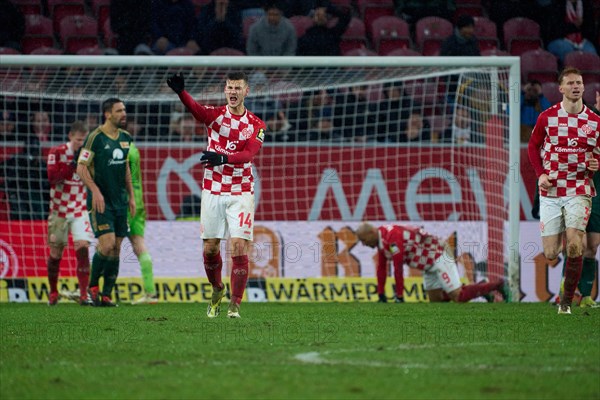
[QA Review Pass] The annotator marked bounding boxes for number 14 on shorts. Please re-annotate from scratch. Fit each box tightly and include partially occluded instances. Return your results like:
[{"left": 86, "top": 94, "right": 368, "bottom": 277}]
[{"left": 238, "top": 212, "right": 252, "bottom": 228}]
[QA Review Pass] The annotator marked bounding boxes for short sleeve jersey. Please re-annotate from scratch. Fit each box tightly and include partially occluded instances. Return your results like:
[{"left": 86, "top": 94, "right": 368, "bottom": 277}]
[
  {"left": 128, "top": 142, "right": 145, "bottom": 211},
  {"left": 78, "top": 127, "right": 132, "bottom": 210},
  {"left": 47, "top": 143, "right": 86, "bottom": 218},
  {"left": 531, "top": 103, "right": 600, "bottom": 197},
  {"left": 377, "top": 225, "right": 445, "bottom": 271},
  {"left": 190, "top": 104, "right": 265, "bottom": 195}
]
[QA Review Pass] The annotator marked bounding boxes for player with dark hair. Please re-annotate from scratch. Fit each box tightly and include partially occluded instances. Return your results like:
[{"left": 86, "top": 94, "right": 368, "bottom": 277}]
[
  {"left": 46, "top": 121, "right": 94, "bottom": 305},
  {"left": 77, "top": 98, "right": 135, "bottom": 307},
  {"left": 356, "top": 223, "right": 509, "bottom": 303},
  {"left": 528, "top": 67, "right": 600, "bottom": 314},
  {"left": 167, "top": 71, "right": 265, "bottom": 318}
]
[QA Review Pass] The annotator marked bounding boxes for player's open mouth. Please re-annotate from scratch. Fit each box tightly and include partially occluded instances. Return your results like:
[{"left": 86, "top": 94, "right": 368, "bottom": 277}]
[{"left": 230, "top": 96, "right": 238, "bottom": 102}]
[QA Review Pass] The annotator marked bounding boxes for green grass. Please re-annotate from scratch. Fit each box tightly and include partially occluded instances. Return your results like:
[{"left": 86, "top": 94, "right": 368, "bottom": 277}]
[{"left": 1, "top": 302, "right": 599, "bottom": 400}]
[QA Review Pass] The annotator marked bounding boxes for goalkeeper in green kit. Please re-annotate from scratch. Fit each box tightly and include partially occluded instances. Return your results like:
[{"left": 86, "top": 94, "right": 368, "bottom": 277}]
[{"left": 128, "top": 142, "right": 158, "bottom": 304}]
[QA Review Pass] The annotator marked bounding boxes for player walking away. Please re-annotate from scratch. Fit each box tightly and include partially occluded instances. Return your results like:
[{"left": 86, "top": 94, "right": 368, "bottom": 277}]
[
  {"left": 167, "top": 71, "right": 265, "bottom": 318},
  {"left": 528, "top": 67, "right": 600, "bottom": 315},
  {"left": 356, "top": 223, "right": 510, "bottom": 303},
  {"left": 77, "top": 98, "right": 136, "bottom": 307},
  {"left": 128, "top": 141, "right": 158, "bottom": 305},
  {"left": 46, "top": 121, "right": 94, "bottom": 306}
]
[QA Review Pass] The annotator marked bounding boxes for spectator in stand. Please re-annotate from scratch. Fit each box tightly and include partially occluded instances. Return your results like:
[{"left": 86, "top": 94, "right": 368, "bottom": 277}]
[
  {"left": 170, "top": 114, "right": 201, "bottom": 142},
  {"left": 195, "top": 0, "right": 244, "bottom": 55},
  {"left": 547, "top": 23, "right": 598, "bottom": 65},
  {"left": 0, "top": 0, "right": 25, "bottom": 52},
  {"left": 265, "top": 110, "right": 295, "bottom": 142},
  {"left": 246, "top": 1, "right": 296, "bottom": 56},
  {"left": 31, "top": 111, "right": 54, "bottom": 143},
  {"left": 334, "top": 85, "right": 378, "bottom": 142},
  {"left": 393, "top": 0, "right": 455, "bottom": 24},
  {"left": 151, "top": 0, "right": 199, "bottom": 55},
  {"left": 1, "top": 136, "right": 50, "bottom": 220},
  {"left": 440, "top": 14, "right": 480, "bottom": 57},
  {"left": 295, "top": 89, "right": 337, "bottom": 141},
  {"left": 110, "top": 0, "right": 153, "bottom": 55},
  {"left": 297, "top": 1, "right": 351, "bottom": 56},
  {"left": 0, "top": 111, "right": 18, "bottom": 142},
  {"left": 441, "top": 106, "right": 474, "bottom": 144},
  {"left": 520, "top": 79, "right": 551, "bottom": 143},
  {"left": 377, "top": 82, "right": 411, "bottom": 142},
  {"left": 398, "top": 109, "right": 431, "bottom": 143},
  {"left": 547, "top": 0, "right": 597, "bottom": 56}
]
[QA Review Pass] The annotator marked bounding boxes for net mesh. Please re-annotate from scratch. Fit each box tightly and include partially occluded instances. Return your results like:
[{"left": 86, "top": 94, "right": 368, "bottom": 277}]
[{"left": 0, "top": 57, "right": 516, "bottom": 295}]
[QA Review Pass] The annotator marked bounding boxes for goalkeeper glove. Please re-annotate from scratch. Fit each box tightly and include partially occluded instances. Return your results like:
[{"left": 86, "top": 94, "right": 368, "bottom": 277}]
[
  {"left": 200, "top": 151, "right": 228, "bottom": 167},
  {"left": 167, "top": 73, "right": 185, "bottom": 94}
]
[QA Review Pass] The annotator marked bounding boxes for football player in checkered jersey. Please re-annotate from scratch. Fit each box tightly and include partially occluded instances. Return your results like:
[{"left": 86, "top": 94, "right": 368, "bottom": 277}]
[
  {"left": 356, "top": 223, "right": 509, "bottom": 303},
  {"left": 46, "top": 121, "right": 94, "bottom": 305},
  {"left": 528, "top": 67, "right": 600, "bottom": 315},
  {"left": 167, "top": 71, "right": 266, "bottom": 319}
]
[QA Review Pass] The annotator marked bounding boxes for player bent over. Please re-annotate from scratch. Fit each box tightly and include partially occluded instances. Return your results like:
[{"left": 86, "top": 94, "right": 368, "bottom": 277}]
[
  {"left": 168, "top": 71, "right": 265, "bottom": 318},
  {"left": 77, "top": 98, "right": 136, "bottom": 307},
  {"left": 127, "top": 142, "right": 158, "bottom": 304},
  {"left": 356, "top": 223, "right": 509, "bottom": 303},
  {"left": 46, "top": 121, "right": 94, "bottom": 305}
]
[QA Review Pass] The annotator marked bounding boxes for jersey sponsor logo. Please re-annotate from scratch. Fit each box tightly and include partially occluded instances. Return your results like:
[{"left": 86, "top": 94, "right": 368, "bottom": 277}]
[
  {"left": 225, "top": 140, "right": 237, "bottom": 151},
  {"left": 568, "top": 137, "right": 578, "bottom": 147},
  {"left": 554, "top": 146, "right": 585, "bottom": 153},
  {"left": 256, "top": 128, "right": 265, "bottom": 143},
  {"left": 108, "top": 148, "right": 127, "bottom": 166},
  {"left": 240, "top": 128, "right": 253, "bottom": 139},
  {"left": 79, "top": 149, "right": 92, "bottom": 162},
  {"left": 48, "top": 154, "right": 56, "bottom": 165},
  {"left": 120, "top": 141, "right": 130, "bottom": 148}
]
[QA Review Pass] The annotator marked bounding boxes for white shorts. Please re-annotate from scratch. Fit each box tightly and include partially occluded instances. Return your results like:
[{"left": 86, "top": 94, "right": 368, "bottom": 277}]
[
  {"left": 200, "top": 190, "right": 254, "bottom": 240},
  {"left": 47, "top": 211, "right": 94, "bottom": 246},
  {"left": 539, "top": 195, "right": 591, "bottom": 236},
  {"left": 423, "top": 255, "right": 462, "bottom": 293}
]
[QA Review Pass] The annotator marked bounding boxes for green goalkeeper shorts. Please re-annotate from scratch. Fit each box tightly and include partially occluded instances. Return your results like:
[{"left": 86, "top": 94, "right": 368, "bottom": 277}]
[{"left": 128, "top": 208, "right": 147, "bottom": 237}]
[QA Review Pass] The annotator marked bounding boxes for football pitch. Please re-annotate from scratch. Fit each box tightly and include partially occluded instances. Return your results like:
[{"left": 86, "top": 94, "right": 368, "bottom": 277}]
[{"left": 1, "top": 303, "right": 598, "bottom": 400}]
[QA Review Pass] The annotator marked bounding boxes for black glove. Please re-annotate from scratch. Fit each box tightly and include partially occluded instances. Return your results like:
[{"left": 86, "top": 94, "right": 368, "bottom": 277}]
[
  {"left": 167, "top": 73, "right": 185, "bottom": 94},
  {"left": 394, "top": 296, "right": 405, "bottom": 303},
  {"left": 200, "top": 151, "right": 228, "bottom": 167},
  {"left": 378, "top": 293, "right": 387, "bottom": 303}
]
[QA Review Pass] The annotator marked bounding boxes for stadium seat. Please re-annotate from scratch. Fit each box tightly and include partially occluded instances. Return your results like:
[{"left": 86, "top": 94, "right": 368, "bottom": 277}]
[
  {"left": 342, "top": 48, "right": 377, "bottom": 56},
  {"left": 47, "top": 0, "right": 86, "bottom": 33},
  {"left": 289, "top": 15, "right": 313, "bottom": 38},
  {"left": 415, "top": 16, "right": 453, "bottom": 56},
  {"left": 91, "top": 0, "right": 111, "bottom": 36},
  {"left": 340, "top": 17, "right": 369, "bottom": 54},
  {"left": 22, "top": 14, "right": 55, "bottom": 54},
  {"left": 473, "top": 17, "right": 499, "bottom": 51},
  {"left": 30, "top": 46, "right": 64, "bottom": 55},
  {"left": 0, "top": 47, "right": 21, "bottom": 55},
  {"left": 583, "top": 82, "right": 600, "bottom": 105},
  {"left": 191, "top": 0, "right": 212, "bottom": 16},
  {"left": 12, "top": 0, "right": 43, "bottom": 15},
  {"left": 76, "top": 46, "right": 104, "bottom": 55},
  {"left": 209, "top": 47, "right": 245, "bottom": 56},
  {"left": 481, "top": 48, "right": 510, "bottom": 56},
  {"left": 403, "top": 80, "right": 441, "bottom": 106},
  {"left": 370, "top": 16, "right": 411, "bottom": 56},
  {"left": 102, "top": 18, "right": 117, "bottom": 49},
  {"left": 386, "top": 48, "right": 421, "bottom": 56},
  {"left": 358, "top": 0, "right": 395, "bottom": 36},
  {"left": 59, "top": 15, "right": 99, "bottom": 54},
  {"left": 503, "top": 17, "right": 542, "bottom": 56},
  {"left": 243, "top": 15, "right": 260, "bottom": 40},
  {"left": 520, "top": 49, "right": 558, "bottom": 83},
  {"left": 564, "top": 52, "right": 600, "bottom": 84},
  {"left": 541, "top": 82, "right": 562, "bottom": 105},
  {"left": 166, "top": 47, "right": 196, "bottom": 56}
]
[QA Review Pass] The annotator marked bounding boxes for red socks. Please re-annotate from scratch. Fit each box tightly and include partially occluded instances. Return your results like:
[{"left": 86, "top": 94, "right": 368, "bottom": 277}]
[
  {"left": 562, "top": 256, "right": 583, "bottom": 306},
  {"left": 75, "top": 247, "right": 90, "bottom": 298},
  {"left": 230, "top": 255, "right": 249, "bottom": 305},
  {"left": 204, "top": 252, "right": 223, "bottom": 290},
  {"left": 377, "top": 263, "right": 388, "bottom": 295},
  {"left": 47, "top": 257, "right": 61, "bottom": 293},
  {"left": 458, "top": 281, "right": 500, "bottom": 302}
]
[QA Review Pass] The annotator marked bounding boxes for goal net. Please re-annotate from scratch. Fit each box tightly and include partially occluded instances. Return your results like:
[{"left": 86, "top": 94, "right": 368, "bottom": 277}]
[{"left": 0, "top": 55, "right": 520, "bottom": 303}]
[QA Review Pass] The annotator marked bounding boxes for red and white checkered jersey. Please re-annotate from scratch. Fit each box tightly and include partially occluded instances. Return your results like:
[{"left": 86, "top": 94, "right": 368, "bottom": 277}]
[
  {"left": 529, "top": 103, "right": 600, "bottom": 197},
  {"left": 179, "top": 95, "right": 266, "bottom": 195},
  {"left": 377, "top": 225, "right": 444, "bottom": 271},
  {"left": 47, "top": 143, "right": 86, "bottom": 218}
]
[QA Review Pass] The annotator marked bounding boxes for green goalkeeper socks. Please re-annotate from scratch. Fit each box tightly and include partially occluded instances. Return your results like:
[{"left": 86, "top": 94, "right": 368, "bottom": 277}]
[
  {"left": 578, "top": 257, "right": 597, "bottom": 297},
  {"left": 138, "top": 251, "right": 155, "bottom": 295}
]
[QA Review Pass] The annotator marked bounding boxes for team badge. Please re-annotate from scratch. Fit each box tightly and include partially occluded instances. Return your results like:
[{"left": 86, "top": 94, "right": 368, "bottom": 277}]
[
  {"left": 120, "top": 141, "right": 130, "bottom": 148},
  {"left": 256, "top": 128, "right": 265, "bottom": 143}
]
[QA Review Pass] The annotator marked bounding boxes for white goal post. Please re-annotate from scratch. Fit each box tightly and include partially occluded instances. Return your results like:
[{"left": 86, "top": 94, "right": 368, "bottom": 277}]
[{"left": 0, "top": 55, "right": 521, "bottom": 302}]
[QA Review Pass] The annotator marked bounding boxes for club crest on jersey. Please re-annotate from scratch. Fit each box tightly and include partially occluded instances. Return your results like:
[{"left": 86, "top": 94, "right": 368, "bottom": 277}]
[
  {"left": 256, "top": 128, "right": 265, "bottom": 142},
  {"left": 581, "top": 124, "right": 593, "bottom": 135},
  {"left": 120, "top": 141, "right": 130, "bottom": 148},
  {"left": 240, "top": 128, "right": 253, "bottom": 139}
]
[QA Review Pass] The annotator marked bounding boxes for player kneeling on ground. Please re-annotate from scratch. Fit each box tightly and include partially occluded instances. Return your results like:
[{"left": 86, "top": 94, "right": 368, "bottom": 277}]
[{"left": 356, "top": 222, "right": 510, "bottom": 303}]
